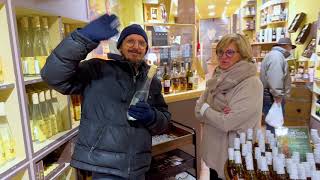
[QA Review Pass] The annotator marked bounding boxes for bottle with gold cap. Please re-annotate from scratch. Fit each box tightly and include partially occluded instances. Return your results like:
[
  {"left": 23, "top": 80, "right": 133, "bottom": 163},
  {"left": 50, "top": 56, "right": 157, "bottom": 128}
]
[
  {"left": 127, "top": 65, "right": 158, "bottom": 121},
  {"left": 20, "top": 17, "right": 34, "bottom": 76},
  {"left": 32, "top": 16, "right": 48, "bottom": 73}
]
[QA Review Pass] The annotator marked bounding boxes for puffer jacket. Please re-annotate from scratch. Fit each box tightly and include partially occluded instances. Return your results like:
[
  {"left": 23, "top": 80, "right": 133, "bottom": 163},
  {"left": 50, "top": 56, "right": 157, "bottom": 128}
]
[
  {"left": 41, "top": 30, "right": 171, "bottom": 178},
  {"left": 260, "top": 46, "right": 291, "bottom": 97}
]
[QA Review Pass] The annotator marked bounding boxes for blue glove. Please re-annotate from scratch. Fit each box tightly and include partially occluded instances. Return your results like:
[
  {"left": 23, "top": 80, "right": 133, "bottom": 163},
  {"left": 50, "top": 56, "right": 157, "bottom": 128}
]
[
  {"left": 128, "top": 101, "right": 155, "bottom": 126},
  {"left": 78, "top": 14, "right": 120, "bottom": 42}
]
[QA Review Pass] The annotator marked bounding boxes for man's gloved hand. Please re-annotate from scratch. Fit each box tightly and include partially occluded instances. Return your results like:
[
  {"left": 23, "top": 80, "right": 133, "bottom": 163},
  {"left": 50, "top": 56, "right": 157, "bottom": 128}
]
[
  {"left": 128, "top": 101, "right": 155, "bottom": 126},
  {"left": 78, "top": 14, "right": 120, "bottom": 42}
]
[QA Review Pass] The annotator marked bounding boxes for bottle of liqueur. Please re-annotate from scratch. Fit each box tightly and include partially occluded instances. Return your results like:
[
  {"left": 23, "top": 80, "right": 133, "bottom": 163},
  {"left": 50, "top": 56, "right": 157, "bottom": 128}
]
[
  {"left": 0, "top": 102, "right": 16, "bottom": 161},
  {"left": 234, "top": 151, "right": 245, "bottom": 180},
  {"left": 127, "top": 65, "right": 158, "bottom": 121},
  {"left": 39, "top": 91, "right": 53, "bottom": 138},
  {"left": 186, "top": 62, "right": 193, "bottom": 90},
  {"left": 20, "top": 17, "right": 34, "bottom": 76},
  {"left": 30, "top": 93, "right": 46, "bottom": 142},
  {"left": 247, "top": 128, "right": 253, "bottom": 143},
  {"left": 32, "top": 16, "right": 46, "bottom": 75},
  {"left": 49, "top": 90, "right": 63, "bottom": 132},
  {"left": 179, "top": 62, "right": 187, "bottom": 91},
  {"left": 276, "top": 158, "right": 288, "bottom": 180},
  {"left": 40, "top": 17, "right": 51, "bottom": 69},
  {"left": 45, "top": 90, "right": 58, "bottom": 135},
  {"left": 260, "top": 156, "right": 272, "bottom": 180},
  {"left": 265, "top": 152, "right": 273, "bottom": 178},
  {"left": 171, "top": 62, "right": 180, "bottom": 93},
  {"left": 162, "top": 62, "right": 171, "bottom": 94},
  {"left": 272, "top": 29, "right": 276, "bottom": 42},
  {"left": 227, "top": 148, "right": 236, "bottom": 178},
  {"left": 245, "top": 155, "right": 257, "bottom": 180}
]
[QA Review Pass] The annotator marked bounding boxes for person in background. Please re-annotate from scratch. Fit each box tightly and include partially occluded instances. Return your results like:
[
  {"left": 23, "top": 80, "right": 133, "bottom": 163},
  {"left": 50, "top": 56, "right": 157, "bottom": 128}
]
[
  {"left": 195, "top": 33, "right": 263, "bottom": 179},
  {"left": 260, "top": 38, "right": 295, "bottom": 133},
  {"left": 41, "top": 14, "right": 171, "bottom": 180}
]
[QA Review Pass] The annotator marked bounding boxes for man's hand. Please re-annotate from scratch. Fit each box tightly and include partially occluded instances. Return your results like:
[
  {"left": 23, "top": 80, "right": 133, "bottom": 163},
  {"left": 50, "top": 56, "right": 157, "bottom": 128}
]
[
  {"left": 274, "top": 96, "right": 282, "bottom": 104},
  {"left": 223, "top": 106, "right": 231, "bottom": 114},
  {"left": 128, "top": 101, "right": 155, "bottom": 126},
  {"left": 78, "top": 14, "right": 120, "bottom": 42}
]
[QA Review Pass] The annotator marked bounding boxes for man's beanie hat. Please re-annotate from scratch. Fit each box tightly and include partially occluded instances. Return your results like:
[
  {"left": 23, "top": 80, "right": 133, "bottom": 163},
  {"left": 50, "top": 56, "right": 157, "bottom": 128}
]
[{"left": 117, "top": 24, "right": 148, "bottom": 53}]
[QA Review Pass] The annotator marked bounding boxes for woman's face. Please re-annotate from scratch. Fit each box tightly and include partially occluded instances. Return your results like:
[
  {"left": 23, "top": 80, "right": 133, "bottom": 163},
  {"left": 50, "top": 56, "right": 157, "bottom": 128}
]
[{"left": 217, "top": 42, "right": 241, "bottom": 70}]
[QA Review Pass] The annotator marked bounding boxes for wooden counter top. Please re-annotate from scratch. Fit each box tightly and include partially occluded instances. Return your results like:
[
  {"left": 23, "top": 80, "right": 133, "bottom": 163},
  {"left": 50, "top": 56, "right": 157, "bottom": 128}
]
[{"left": 164, "top": 83, "right": 205, "bottom": 103}]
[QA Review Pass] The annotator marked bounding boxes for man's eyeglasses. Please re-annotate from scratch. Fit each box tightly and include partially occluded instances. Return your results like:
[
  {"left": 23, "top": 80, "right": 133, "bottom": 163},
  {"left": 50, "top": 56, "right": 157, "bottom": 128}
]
[
  {"left": 216, "top": 49, "right": 239, "bottom": 58},
  {"left": 125, "top": 39, "right": 147, "bottom": 49}
]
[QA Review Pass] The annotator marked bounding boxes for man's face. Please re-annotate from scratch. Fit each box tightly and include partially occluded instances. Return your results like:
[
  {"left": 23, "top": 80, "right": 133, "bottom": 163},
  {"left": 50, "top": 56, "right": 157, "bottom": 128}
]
[{"left": 120, "top": 34, "right": 147, "bottom": 63}]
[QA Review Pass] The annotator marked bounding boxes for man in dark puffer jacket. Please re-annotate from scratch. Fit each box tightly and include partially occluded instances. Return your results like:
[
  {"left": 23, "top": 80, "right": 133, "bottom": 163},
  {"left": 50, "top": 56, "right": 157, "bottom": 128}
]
[{"left": 41, "top": 14, "right": 171, "bottom": 180}]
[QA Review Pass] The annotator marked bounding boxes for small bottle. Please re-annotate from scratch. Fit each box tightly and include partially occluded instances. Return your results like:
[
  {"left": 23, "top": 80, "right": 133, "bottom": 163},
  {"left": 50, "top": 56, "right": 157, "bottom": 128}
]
[
  {"left": 254, "top": 147, "right": 261, "bottom": 173},
  {"left": 240, "top": 133, "right": 246, "bottom": 146},
  {"left": 234, "top": 151, "right": 246, "bottom": 179},
  {"left": 289, "top": 164, "right": 299, "bottom": 180},
  {"left": 260, "top": 156, "right": 273, "bottom": 180},
  {"left": 178, "top": 62, "right": 187, "bottom": 91},
  {"left": 234, "top": 137, "right": 241, "bottom": 151},
  {"left": 266, "top": 152, "right": 273, "bottom": 178},
  {"left": 247, "top": 128, "right": 253, "bottom": 143},
  {"left": 186, "top": 62, "right": 193, "bottom": 90},
  {"left": 259, "top": 136, "right": 266, "bottom": 156},
  {"left": 298, "top": 163, "right": 307, "bottom": 180},
  {"left": 162, "top": 62, "right": 171, "bottom": 94},
  {"left": 171, "top": 62, "right": 180, "bottom": 93},
  {"left": 245, "top": 155, "right": 258, "bottom": 180},
  {"left": 193, "top": 70, "right": 199, "bottom": 90},
  {"left": 246, "top": 141, "right": 253, "bottom": 157},
  {"left": 242, "top": 144, "right": 248, "bottom": 169},
  {"left": 39, "top": 91, "right": 53, "bottom": 138},
  {"left": 276, "top": 159, "right": 287, "bottom": 180},
  {"left": 45, "top": 90, "right": 58, "bottom": 135},
  {"left": 227, "top": 148, "right": 236, "bottom": 178}
]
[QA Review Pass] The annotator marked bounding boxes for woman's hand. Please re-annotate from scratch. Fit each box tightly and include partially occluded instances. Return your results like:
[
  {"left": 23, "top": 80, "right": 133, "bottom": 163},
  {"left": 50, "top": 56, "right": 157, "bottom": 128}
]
[{"left": 223, "top": 106, "right": 231, "bottom": 114}]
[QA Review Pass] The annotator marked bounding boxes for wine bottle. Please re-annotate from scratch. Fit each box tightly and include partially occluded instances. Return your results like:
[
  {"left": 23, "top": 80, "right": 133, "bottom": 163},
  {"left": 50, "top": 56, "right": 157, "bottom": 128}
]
[
  {"left": 50, "top": 90, "right": 63, "bottom": 132},
  {"left": 179, "top": 62, "right": 187, "bottom": 91},
  {"left": 127, "top": 65, "right": 158, "bottom": 121},
  {"left": 171, "top": 62, "right": 180, "bottom": 93},
  {"left": 272, "top": 29, "right": 276, "bottom": 42},
  {"left": 39, "top": 91, "right": 52, "bottom": 138},
  {"left": 45, "top": 90, "right": 58, "bottom": 135},
  {"left": 162, "top": 63, "right": 171, "bottom": 94},
  {"left": 227, "top": 148, "right": 236, "bottom": 178},
  {"left": 186, "top": 62, "right": 193, "bottom": 90},
  {"left": 0, "top": 102, "right": 16, "bottom": 161},
  {"left": 245, "top": 155, "right": 257, "bottom": 180},
  {"left": 265, "top": 152, "right": 274, "bottom": 178},
  {"left": 234, "top": 151, "right": 245, "bottom": 179},
  {"left": 276, "top": 158, "right": 287, "bottom": 180},
  {"left": 260, "top": 156, "right": 272, "bottom": 180},
  {"left": 20, "top": 17, "right": 34, "bottom": 76},
  {"left": 40, "top": 17, "right": 51, "bottom": 67},
  {"left": 247, "top": 128, "right": 253, "bottom": 143},
  {"left": 32, "top": 16, "right": 49, "bottom": 72},
  {"left": 30, "top": 93, "right": 46, "bottom": 142}
]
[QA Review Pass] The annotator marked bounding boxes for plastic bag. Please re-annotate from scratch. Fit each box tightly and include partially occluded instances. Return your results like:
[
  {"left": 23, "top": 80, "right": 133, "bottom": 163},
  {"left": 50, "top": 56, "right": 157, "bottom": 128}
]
[{"left": 265, "top": 102, "right": 284, "bottom": 128}]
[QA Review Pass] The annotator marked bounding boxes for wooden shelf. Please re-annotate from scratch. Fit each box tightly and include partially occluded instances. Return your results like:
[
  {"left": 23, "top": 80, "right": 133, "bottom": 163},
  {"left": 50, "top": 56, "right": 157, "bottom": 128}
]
[
  {"left": 33, "top": 127, "right": 78, "bottom": 161},
  {"left": 0, "top": 157, "right": 26, "bottom": 175},
  {"left": 0, "top": 82, "right": 14, "bottom": 90},
  {"left": 164, "top": 83, "right": 205, "bottom": 103},
  {"left": 47, "top": 163, "right": 71, "bottom": 180},
  {"left": 24, "top": 76, "right": 43, "bottom": 85},
  {"left": 251, "top": 42, "right": 277, "bottom": 45},
  {"left": 260, "top": 0, "right": 288, "bottom": 11},
  {"left": 260, "top": 20, "right": 287, "bottom": 28}
]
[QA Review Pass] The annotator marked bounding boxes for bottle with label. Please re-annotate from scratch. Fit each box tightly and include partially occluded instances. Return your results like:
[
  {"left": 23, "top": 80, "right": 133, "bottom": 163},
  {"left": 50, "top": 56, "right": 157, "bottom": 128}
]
[
  {"left": 272, "top": 29, "right": 276, "bottom": 42},
  {"left": 45, "top": 90, "right": 58, "bottom": 135},
  {"left": 227, "top": 148, "right": 236, "bottom": 178},
  {"left": 289, "top": 164, "right": 299, "bottom": 180},
  {"left": 193, "top": 70, "right": 199, "bottom": 90},
  {"left": 254, "top": 147, "right": 261, "bottom": 173},
  {"left": 30, "top": 93, "right": 46, "bottom": 142},
  {"left": 0, "top": 56, "right": 3, "bottom": 83},
  {"left": 127, "top": 65, "right": 158, "bottom": 121},
  {"left": 0, "top": 102, "right": 16, "bottom": 162},
  {"left": 260, "top": 156, "right": 272, "bottom": 180},
  {"left": 179, "top": 62, "right": 187, "bottom": 92},
  {"left": 247, "top": 128, "right": 253, "bottom": 143},
  {"left": 40, "top": 17, "right": 51, "bottom": 67},
  {"left": 234, "top": 151, "right": 245, "bottom": 180},
  {"left": 50, "top": 90, "right": 63, "bottom": 132},
  {"left": 245, "top": 155, "right": 257, "bottom": 180},
  {"left": 32, "top": 16, "right": 47, "bottom": 75},
  {"left": 265, "top": 152, "right": 274, "bottom": 178},
  {"left": 171, "top": 62, "right": 180, "bottom": 93},
  {"left": 162, "top": 62, "right": 171, "bottom": 94},
  {"left": 39, "top": 91, "right": 53, "bottom": 138},
  {"left": 20, "top": 17, "right": 34, "bottom": 76},
  {"left": 276, "top": 158, "right": 287, "bottom": 180},
  {"left": 186, "top": 62, "right": 193, "bottom": 90}
]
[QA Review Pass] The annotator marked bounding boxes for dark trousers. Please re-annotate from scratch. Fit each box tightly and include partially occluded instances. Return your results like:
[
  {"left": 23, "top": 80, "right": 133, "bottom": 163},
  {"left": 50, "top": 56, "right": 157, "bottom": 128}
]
[
  {"left": 92, "top": 172, "right": 145, "bottom": 180},
  {"left": 262, "top": 89, "right": 285, "bottom": 134},
  {"left": 210, "top": 168, "right": 222, "bottom": 180}
]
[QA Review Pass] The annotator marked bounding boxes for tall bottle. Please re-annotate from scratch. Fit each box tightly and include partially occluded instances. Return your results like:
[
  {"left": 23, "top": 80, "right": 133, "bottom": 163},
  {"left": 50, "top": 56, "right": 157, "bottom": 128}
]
[
  {"left": 127, "top": 65, "right": 158, "bottom": 121},
  {"left": 272, "top": 29, "right": 276, "bottom": 42},
  {"left": 276, "top": 158, "right": 287, "bottom": 180},
  {"left": 265, "top": 152, "right": 273, "bottom": 178},
  {"left": 20, "top": 17, "right": 34, "bottom": 76},
  {"left": 0, "top": 102, "right": 16, "bottom": 161},
  {"left": 40, "top": 17, "right": 51, "bottom": 68},
  {"left": 179, "top": 62, "right": 187, "bottom": 91},
  {"left": 30, "top": 93, "right": 46, "bottom": 142},
  {"left": 50, "top": 90, "right": 63, "bottom": 132},
  {"left": 39, "top": 91, "right": 53, "bottom": 138},
  {"left": 45, "top": 90, "right": 58, "bottom": 135},
  {"left": 186, "top": 62, "right": 193, "bottom": 90},
  {"left": 227, "top": 148, "right": 236, "bottom": 178},
  {"left": 32, "top": 16, "right": 46, "bottom": 74},
  {"left": 234, "top": 151, "right": 245, "bottom": 179},
  {"left": 71, "top": 95, "right": 81, "bottom": 121},
  {"left": 245, "top": 155, "right": 257, "bottom": 180},
  {"left": 171, "top": 62, "right": 180, "bottom": 93},
  {"left": 260, "top": 156, "right": 272, "bottom": 180},
  {"left": 162, "top": 63, "right": 171, "bottom": 94}
]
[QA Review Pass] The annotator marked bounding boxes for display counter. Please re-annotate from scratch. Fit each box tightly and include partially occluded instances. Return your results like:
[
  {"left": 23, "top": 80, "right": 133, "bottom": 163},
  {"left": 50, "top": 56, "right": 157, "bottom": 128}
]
[{"left": 164, "top": 82, "right": 205, "bottom": 103}]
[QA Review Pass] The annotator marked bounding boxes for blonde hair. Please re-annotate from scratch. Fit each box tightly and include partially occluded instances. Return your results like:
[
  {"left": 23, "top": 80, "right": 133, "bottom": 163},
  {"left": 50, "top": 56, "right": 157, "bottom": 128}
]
[{"left": 216, "top": 33, "right": 253, "bottom": 62}]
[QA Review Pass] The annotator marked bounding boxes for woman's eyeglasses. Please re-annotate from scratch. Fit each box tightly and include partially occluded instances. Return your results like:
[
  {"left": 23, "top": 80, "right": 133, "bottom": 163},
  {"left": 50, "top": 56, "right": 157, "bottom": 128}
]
[
  {"left": 216, "top": 49, "right": 239, "bottom": 58},
  {"left": 125, "top": 39, "right": 147, "bottom": 49}
]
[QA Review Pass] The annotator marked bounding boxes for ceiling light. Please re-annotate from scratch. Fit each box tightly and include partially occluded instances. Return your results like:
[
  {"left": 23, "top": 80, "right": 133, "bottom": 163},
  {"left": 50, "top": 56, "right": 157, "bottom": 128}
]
[
  {"left": 208, "top": 4, "right": 215, "bottom": 9},
  {"left": 208, "top": 12, "right": 215, "bottom": 16}
]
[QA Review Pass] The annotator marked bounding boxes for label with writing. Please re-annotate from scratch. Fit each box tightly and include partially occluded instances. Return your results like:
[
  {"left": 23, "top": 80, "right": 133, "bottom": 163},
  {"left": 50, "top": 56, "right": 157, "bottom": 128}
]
[{"left": 164, "top": 80, "right": 171, "bottom": 88}]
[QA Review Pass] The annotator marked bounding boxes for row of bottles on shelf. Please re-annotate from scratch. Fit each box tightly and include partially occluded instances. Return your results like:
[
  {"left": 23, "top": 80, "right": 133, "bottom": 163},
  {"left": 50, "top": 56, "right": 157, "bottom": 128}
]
[
  {"left": 227, "top": 128, "right": 320, "bottom": 180},
  {"left": 0, "top": 102, "right": 16, "bottom": 166},
  {"left": 27, "top": 88, "right": 63, "bottom": 143},
  {"left": 243, "top": 6, "right": 256, "bottom": 16},
  {"left": 18, "top": 15, "right": 74, "bottom": 77},
  {"left": 18, "top": 16, "right": 51, "bottom": 77},
  {"left": 257, "top": 27, "right": 287, "bottom": 43},
  {"left": 260, "top": 5, "right": 288, "bottom": 25},
  {"left": 291, "top": 63, "right": 314, "bottom": 83},
  {"left": 245, "top": 20, "right": 255, "bottom": 30},
  {"left": 160, "top": 62, "right": 199, "bottom": 94}
]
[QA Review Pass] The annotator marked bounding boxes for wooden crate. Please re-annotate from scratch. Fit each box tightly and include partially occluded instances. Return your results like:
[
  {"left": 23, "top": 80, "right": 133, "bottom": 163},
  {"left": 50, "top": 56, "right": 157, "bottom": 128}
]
[{"left": 284, "top": 98, "right": 311, "bottom": 126}]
